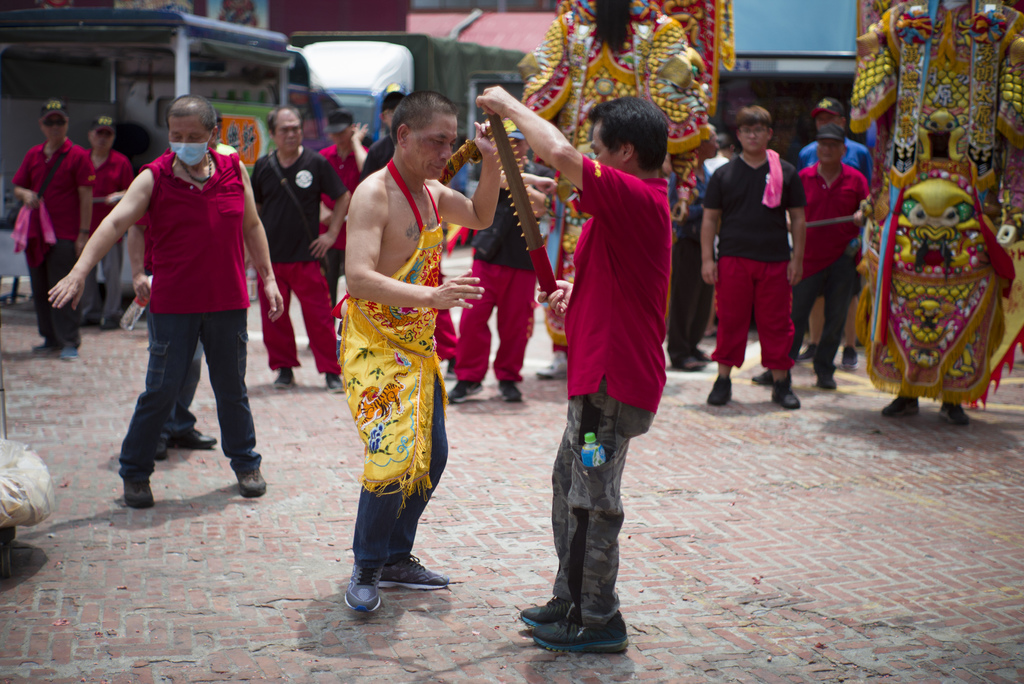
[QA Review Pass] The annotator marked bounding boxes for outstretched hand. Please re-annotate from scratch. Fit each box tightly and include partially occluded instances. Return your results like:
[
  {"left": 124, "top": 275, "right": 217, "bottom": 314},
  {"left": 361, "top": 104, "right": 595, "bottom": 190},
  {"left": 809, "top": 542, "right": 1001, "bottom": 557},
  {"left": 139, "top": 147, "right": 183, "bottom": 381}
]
[{"left": 432, "top": 270, "right": 484, "bottom": 310}]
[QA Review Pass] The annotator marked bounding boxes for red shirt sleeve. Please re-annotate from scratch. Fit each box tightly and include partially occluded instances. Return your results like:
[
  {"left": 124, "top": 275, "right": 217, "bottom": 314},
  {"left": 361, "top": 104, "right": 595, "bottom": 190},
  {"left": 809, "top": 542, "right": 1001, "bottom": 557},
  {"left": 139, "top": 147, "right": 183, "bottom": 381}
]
[
  {"left": 12, "top": 148, "right": 36, "bottom": 190},
  {"left": 74, "top": 147, "right": 95, "bottom": 188}
]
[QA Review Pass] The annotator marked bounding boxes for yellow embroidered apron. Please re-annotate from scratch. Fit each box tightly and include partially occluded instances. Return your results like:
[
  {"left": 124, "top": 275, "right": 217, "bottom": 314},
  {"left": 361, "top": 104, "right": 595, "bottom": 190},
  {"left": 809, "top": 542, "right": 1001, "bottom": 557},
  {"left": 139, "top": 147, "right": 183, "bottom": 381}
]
[{"left": 340, "top": 162, "right": 446, "bottom": 499}]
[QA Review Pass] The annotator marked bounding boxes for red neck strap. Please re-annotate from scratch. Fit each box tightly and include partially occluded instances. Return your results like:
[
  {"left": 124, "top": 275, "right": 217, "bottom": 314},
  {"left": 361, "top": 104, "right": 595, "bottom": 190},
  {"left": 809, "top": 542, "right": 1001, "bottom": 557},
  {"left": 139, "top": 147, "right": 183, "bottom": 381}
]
[{"left": 387, "top": 160, "right": 439, "bottom": 232}]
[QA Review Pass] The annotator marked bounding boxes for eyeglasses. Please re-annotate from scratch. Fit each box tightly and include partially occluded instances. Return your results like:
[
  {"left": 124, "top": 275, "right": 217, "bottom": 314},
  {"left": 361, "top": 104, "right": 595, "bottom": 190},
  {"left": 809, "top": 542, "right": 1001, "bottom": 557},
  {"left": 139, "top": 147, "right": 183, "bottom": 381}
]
[
  {"left": 737, "top": 126, "right": 769, "bottom": 136},
  {"left": 43, "top": 118, "right": 68, "bottom": 127}
]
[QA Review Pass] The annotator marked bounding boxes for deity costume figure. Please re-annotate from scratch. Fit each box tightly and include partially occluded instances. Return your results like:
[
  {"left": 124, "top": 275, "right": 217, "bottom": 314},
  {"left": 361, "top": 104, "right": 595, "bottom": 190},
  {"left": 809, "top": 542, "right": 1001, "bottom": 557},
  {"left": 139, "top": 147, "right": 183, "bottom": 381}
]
[
  {"left": 339, "top": 168, "right": 445, "bottom": 498},
  {"left": 851, "top": 0, "right": 1024, "bottom": 423},
  {"left": 520, "top": 0, "right": 711, "bottom": 348}
]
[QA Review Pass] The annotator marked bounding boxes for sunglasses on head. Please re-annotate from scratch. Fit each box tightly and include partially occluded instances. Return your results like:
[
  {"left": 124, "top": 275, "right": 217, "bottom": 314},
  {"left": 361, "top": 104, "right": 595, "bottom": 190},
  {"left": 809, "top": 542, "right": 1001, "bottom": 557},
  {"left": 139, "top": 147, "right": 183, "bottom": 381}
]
[{"left": 43, "top": 118, "right": 67, "bottom": 127}]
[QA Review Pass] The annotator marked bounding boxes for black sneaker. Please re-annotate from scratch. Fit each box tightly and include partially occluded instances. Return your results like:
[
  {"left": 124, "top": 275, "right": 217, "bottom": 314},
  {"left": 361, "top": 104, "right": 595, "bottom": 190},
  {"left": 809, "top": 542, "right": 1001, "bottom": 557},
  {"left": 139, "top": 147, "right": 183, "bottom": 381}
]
[
  {"left": 155, "top": 435, "right": 168, "bottom": 461},
  {"left": 881, "top": 396, "right": 919, "bottom": 417},
  {"left": 532, "top": 612, "right": 628, "bottom": 653},
  {"left": 498, "top": 380, "right": 522, "bottom": 403},
  {"left": 771, "top": 374, "right": 800, "bottom": 409},
  {"left": 521, "top": 597, "right": 572, "bottom": 627},
  {"left": 236, "top": 469, "right": 266, "bottom": 498},
  {"left": 444, "top": 358, "right": 457, "bottom": 381},
  {"left": 940, "top": 402, "right": 969, "bottom": 426},
  {"left": 378, "top": 555, "right": 449, "bottom": 590},
  {"left": 99, "top": 317, "right": 121, "bottom": 331},
  {"left": 707, "top": 376, "right": 731, "bottom": 405},
  {"left": 273, "top": 368, "right": 294, "bottom": 389},
  {"left": 124, "top": 480, "right": 154, "bottom": 508},
  {"left": 325, "top": 373, "right": 344, "bottom": 394},
  {"left": 841, "top": 346, "right": 859, "bottom": 371},
  {"left": 449, "top": 380, "right": 482, "bottom": 404},
  {"left": 796, "top": 343, "right": 817, "bottom": 362},
  {"left": 345, "top": 564, "right": 383, "bottom": 613},
  {"left": 815, "top": 374, "right": 837, "bottom": 390},
  {"left": 751, "top": 369, "right": 773, "bottom": 386}
]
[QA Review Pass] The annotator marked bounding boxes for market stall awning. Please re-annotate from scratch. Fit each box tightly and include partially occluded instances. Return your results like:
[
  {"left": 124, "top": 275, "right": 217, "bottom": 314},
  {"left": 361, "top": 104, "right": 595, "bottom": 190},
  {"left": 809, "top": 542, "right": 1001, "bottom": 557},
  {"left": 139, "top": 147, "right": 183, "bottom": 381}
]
[{"left": 407, "top": 11, "right": 555, "bottom": 55}]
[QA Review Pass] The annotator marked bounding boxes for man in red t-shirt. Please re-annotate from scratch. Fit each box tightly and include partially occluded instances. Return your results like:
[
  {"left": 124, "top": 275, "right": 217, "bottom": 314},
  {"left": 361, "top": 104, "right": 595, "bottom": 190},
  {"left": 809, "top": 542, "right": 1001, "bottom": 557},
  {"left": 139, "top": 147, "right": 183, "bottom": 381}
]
[
  {"left": 791, "top": 124, "right": 868, "bottom": 389},
  {"left": 80, "top": 116, "right": 135, "bottom": 329},
  {"left": 12, "top": 98, "right": 94, "bottom": 360},
  {"left": 478, "top": 88, "right": 672, "bottom": 653},
  {"left": 50, "top": 94, "right": 283, "bottom": 509},
  {"left": 318, "top": 108, "right": 363, "bottom": 306}
]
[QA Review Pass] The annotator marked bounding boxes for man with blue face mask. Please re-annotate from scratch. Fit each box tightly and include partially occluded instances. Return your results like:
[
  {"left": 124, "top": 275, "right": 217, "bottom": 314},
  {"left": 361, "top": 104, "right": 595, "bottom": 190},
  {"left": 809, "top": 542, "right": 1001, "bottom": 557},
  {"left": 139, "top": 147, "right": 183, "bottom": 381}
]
[{"left": 50, "top": 94, "right": 284, "bottom": 508}]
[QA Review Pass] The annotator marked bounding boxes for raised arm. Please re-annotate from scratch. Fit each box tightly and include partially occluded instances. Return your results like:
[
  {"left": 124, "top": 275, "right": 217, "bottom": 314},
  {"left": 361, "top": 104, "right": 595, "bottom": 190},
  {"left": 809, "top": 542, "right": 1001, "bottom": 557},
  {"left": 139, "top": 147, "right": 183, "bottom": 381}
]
[
  {"left": 48, "top": 170, "right": 154, "bottom": 309},
  {"left": 431, "top": 121, "right": 501, "bottom": 230},
  {"left": 477, "top": 86, "right": 583, "bottom": 190}
]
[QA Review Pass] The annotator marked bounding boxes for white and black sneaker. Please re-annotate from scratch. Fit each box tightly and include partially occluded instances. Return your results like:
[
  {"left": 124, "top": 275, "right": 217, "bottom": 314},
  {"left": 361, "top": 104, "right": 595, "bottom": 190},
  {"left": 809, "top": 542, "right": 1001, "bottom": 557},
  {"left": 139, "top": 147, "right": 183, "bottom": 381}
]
[{"left": 378, "top": 555, "right": 449, "bottom": 590}]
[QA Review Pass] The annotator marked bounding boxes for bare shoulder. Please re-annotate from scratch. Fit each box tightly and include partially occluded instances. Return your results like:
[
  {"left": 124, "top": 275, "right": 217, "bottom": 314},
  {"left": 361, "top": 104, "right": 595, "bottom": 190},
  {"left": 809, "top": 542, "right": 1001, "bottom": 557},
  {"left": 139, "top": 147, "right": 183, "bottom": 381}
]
[{"left": 349, "top": 171, "right": 390, "bottom": 226}]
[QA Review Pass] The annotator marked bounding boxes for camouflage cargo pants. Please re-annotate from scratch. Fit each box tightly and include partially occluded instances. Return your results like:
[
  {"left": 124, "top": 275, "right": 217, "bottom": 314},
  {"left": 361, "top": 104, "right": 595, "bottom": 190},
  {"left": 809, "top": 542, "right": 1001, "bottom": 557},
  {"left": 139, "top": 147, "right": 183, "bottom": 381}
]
[{"left": 549, "top": 380, "right": 655, "bottom": 627}]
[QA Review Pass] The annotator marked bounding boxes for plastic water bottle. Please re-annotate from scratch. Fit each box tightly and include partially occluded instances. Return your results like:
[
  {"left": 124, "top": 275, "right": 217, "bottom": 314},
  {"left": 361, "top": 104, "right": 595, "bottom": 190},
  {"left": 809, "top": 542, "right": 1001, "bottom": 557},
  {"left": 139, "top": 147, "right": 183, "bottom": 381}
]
[
  {"left": 247, "top": 267, "right": 258, "bottom": 302},
  {"left": 581, "top": 432, "right": 606, "bottom": 467},
  {"left": 119, "top": 295, "right": 148, "bottom": 331}
]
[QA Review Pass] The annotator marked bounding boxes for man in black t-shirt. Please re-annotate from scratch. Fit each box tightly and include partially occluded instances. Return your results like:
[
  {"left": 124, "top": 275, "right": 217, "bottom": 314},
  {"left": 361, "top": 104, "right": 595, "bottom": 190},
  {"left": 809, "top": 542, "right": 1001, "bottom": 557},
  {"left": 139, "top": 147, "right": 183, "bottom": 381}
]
[
  {"left": 701, "top": 105, "right": 806, "bottom": 409},
  {"left": 252, "top": 105, "right": 349, "bottom": 393},
  {"left": 360, "top": 91, "right": 405, "bottom": 182}
]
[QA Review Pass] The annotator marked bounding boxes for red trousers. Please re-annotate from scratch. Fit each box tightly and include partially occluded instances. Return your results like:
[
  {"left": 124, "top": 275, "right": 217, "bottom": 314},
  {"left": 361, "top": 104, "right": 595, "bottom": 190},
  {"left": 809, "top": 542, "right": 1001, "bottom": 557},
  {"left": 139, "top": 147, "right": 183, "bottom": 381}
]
[
  {"left": 258, "top": 261, "right": 342, "bottom": 375},
  {"left": 711, "top": 256, "right": 794, "bottom": 371},
  {"left": 435, "top": 309, "right": 456, "bottom": 361},
  {"left": 456, "top": 260, "right": 536, "bottom": 383}
]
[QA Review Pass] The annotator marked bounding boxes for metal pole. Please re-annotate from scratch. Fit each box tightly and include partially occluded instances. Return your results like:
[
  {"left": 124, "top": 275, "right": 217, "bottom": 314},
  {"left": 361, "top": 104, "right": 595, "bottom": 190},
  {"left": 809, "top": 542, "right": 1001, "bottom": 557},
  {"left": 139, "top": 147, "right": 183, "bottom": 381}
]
[{"left": 174, "top": 28, "right": 190, "bottom": 97}]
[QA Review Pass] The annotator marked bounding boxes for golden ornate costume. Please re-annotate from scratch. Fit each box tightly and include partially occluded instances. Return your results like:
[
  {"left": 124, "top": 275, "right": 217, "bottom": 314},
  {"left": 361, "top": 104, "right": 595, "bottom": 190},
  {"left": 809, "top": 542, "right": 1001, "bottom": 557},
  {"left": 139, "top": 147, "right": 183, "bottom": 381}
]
[
  {"left": 851, "top": 0, "right": 1024, "bottom": 403},
  {"left": 520, "top": 0, "right": 711, "bottom": 345}
]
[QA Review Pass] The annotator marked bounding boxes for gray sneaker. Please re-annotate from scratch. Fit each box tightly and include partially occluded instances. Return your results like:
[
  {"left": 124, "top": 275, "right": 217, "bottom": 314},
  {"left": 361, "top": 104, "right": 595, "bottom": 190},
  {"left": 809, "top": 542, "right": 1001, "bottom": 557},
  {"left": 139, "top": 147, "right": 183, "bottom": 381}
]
[
  {"left": 345, "top": 564, "right": 383, "bottom": 612},
  {"left": 378, "top": 555, "right": 449, "bottom": 590}
]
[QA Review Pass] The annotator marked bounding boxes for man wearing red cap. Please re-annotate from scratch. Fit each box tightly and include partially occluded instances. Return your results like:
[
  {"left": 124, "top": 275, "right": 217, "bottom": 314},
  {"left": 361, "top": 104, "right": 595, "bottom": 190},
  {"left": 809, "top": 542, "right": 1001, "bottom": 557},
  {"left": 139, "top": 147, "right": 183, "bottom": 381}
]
[{"left": 12, "top": 97, "right": 94, "bottom": 361}]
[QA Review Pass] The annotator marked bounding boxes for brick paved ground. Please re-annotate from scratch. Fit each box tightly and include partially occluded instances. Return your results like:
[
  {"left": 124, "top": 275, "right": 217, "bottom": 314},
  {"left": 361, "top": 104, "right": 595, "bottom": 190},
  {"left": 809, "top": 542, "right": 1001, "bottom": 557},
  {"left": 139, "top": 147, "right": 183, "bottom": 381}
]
[{"left": 1, "top": 255, "right": 1022, "bottom": 683}]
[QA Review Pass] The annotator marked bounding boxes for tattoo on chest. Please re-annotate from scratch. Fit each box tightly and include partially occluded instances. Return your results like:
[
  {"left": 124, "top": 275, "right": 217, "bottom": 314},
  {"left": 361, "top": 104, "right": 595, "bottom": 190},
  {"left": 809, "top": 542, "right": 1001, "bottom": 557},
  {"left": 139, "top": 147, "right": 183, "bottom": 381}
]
[{"left": 405, "top": 222, "right": 420, "bottom": 240}]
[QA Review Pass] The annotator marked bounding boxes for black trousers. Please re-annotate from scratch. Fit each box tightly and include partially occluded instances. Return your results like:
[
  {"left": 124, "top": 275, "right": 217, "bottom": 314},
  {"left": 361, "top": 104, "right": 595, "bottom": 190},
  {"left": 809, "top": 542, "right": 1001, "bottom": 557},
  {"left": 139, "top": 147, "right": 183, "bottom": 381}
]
[
  {"left": 29, "top": 239, "right": 81, "bottom": 348},
  {"left": 324, "top": 248, "right": 345, "bottom": 308},
  {"left": 667, "top": 237, "right": 714, "bottom": 366},
  {"left": 789, "top": 253, "right": 857, "bottom": 378}
]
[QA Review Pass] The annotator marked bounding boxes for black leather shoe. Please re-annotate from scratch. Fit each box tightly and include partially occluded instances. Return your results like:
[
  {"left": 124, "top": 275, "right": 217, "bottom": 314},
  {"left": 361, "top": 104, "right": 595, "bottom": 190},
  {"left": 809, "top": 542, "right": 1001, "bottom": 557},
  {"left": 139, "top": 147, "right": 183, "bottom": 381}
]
[
  {"left": 881, "top": 396, "right": 919, "bottom": 417},
  {"left": 167, "top": 429, "right": 217, "bottom": 450},
  {"left": 940, "top": 402, "right": 969, "bottom": 425},
  {"left": 124, "top": 480, "right": 154, "bottom": 509},
  {"left": 771, "top": 374, "right": 801, "bottom": 409},
  {"left": 815, "top": 375, "right": 837, "bottom": 390},
  {"left": 498, "top": 380, "right": 522, "bottom": 403},
  {"left": 325, "top": 373, "right": 345, "bottom": 393},
  {"left": 751, "top": 369, "right": 773, "bottom": 386},
  {"left": 155, "top": 435, "right": 168, "bottom": 461}
]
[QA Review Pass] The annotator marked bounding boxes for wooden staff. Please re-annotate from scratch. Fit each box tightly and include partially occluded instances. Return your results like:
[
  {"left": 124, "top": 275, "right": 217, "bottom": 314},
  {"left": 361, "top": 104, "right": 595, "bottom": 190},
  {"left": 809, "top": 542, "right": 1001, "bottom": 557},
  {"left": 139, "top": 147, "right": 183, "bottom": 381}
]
[{"left": 486, "top": 114, "right": 558, "bottom": 295}]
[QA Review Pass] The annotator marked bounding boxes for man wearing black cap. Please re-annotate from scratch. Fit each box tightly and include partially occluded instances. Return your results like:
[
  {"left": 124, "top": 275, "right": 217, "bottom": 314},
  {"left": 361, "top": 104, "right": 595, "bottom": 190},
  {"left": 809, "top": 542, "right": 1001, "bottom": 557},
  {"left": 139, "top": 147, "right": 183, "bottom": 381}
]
[
  {"left": 795, "top": 96, "right": 873, "bottom": 372},
  {"left": 360, "top": 90, "right": 406, "bottom": 181},
  {"left": 318, "top": 108, "right": 365, "bottom": 306},
  {"left": 12, "top": 97, "right": 94, "bottom": 360},
  {"left": 80, "top": 116, "right": 135, "bottom": 330},
  {"left": 789, "top": 123, "right": 868, "bottom": 389}
]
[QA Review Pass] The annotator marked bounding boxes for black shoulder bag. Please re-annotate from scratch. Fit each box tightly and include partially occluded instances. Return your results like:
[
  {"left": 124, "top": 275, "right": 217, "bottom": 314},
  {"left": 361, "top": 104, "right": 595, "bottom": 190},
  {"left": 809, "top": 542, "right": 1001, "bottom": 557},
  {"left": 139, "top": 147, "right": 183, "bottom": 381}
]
[{"left": 267, "top": 151, "right": 327, "bottom": 275}]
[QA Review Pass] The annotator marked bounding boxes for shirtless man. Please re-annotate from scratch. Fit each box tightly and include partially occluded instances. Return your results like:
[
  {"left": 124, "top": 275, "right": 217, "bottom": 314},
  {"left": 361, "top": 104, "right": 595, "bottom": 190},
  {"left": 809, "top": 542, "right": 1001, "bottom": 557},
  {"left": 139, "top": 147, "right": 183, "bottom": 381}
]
[{"left": 339, "top": 91, "right": 500, "bottom": 613}]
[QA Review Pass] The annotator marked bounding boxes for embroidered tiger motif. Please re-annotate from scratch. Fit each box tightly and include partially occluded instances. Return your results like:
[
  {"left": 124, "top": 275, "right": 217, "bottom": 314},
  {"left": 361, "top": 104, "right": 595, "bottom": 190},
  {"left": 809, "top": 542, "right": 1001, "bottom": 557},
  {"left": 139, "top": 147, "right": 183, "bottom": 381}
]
[{"left": 356, "top": 371, "right": 409, "bottom": 430}]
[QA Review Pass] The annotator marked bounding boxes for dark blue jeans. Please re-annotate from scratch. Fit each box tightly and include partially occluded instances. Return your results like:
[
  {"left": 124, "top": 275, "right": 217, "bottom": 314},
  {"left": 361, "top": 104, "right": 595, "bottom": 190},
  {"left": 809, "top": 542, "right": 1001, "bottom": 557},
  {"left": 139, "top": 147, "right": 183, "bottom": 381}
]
[
  {"left": 119, "top": 310, "right": 260, "bottom": 482},
  {"left": 352, "top": 377, "right": 448, "bottom": 567},
  {"left": 789, "top": 253, "right": 857, "bottom": 378},
  {"left": 146, "top": 311, "right": 204, "bottom": 440}
]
